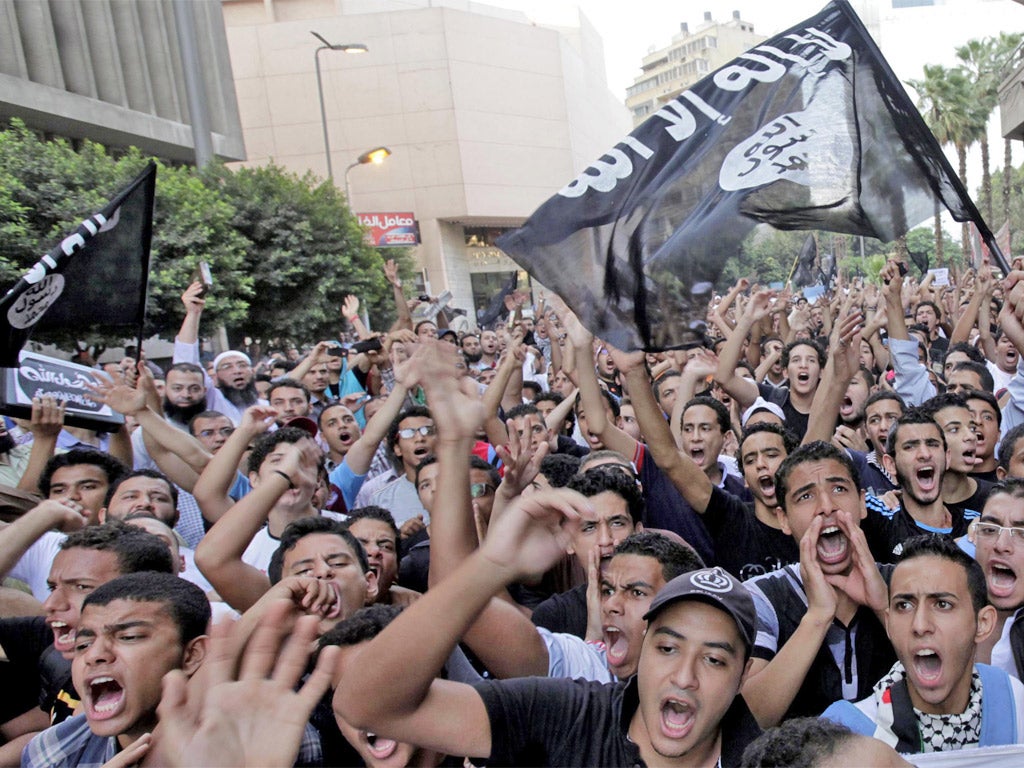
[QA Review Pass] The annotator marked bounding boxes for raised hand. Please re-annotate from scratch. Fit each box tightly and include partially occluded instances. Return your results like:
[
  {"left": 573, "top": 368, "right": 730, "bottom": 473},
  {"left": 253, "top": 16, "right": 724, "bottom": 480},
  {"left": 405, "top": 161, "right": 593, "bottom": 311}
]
[
  {"left": 238, "top": 405, "right": 278, "bottom": 437},
  {"left": 799, "top": 516, "right": 839, "bottom": 623},
  {"left": 383, "top": 258, "right": 402, "bottom": 287},
  {"left": 153, "top": 605, "right": 338, "bottom": 768},
  {"left": 86, "top": 373, "right": 147, "bottom": 416},
  {"left": 342, "top": 294, "right": 360, "bottom": 319},
  {"left": 824, "top": 509, "right": 887, "bottom": 612},
  {"left": 28, "top": 396, "right": 66, "bottom": 438},
  {"left": 181, "top": 281, "right": 206, "bottom": 313}
]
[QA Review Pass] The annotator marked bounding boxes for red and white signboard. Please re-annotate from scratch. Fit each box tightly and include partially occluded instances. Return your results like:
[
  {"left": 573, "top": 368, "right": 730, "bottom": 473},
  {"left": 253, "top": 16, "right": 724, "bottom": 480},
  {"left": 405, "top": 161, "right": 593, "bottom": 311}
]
[{"left": 357, "top": 212, "right": 420, "bottom": 247}]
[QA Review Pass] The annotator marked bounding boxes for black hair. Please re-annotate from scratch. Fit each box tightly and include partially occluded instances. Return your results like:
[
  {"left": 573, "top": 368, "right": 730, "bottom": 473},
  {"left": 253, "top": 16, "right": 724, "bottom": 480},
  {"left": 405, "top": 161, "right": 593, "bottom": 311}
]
[
  {"left": 246, "top": 427, "right": 313, "bottom": 475},
  {"left": 652, "top": 371, "right": 682, "bottom": 403},
  {"left": 781, "top": 339, "right": 825, "bottom": 368},
  {"left": 505, "top": 402, "right": 542, "bottom": 421},
  {"left": 345, "top": 506, "right": 401, "bottom": 565},
  {"left": 40, "top": 450, "right": 127, "bottom": 498},
  {"left": 187, "top": 410, "right": 231, "bottom": 435},
  {"left": 317, "top": 604, "right": 403, "bottom": 652},
  {"left": 613, "top": 531, "right": 704, "bottom": 582},
  {"left": 267, "top": 377, "right": 311, "bottom": 404},
  {"left": 886, "top": 408, "right": 947, "bottom": 457},
  {"left": 950, "top": 361, "right": 994, "bottom": 393},
  {"left": 268, "top": 516, "right": 369, "bottom": 585},
  {"left": 740, "top": 717, "right": 856, "bottom": 768},
  {"left": 865, "top": 390, "right": 905, "bottom": 413},
  {"left": 682, "top": 396, "right": 731, "bottom": 434},
  {"left": 739, "top": 423, "right": 797, "bottom": 457},
  {"left": 386, "top": 405, "right": 433, "bottom": 456},
  {"left": 998, "top": 424, "right": 1024, "bottom": 474},
  {"left": 535, "top": 391, "right": 574, "bottom": 433},
  {"left": 82, "top": 571, "right": 210, "bottom": 644},
  {"left": 897, "top": 534, "right": 989, "bottom": 613},
  {"left": 775, "top": 441, "right": 860, "bottom": 512},
  {"left": 916, "top": 299, "right": 942, "bottom": 320},
  {"left": 985, "top": 477, "right": 1024, "bottom": 505},
  {"left": 60, "top": 521, "right": 176, "bottom": 575},
  {"left": 965, "top": 389, "right": 1001, "bottom": 427},
  {"left": 521, "top": 381, "right": 542, "bottom": 400},
  {"left": 567, "top": 465, "right": 644, "bottom": 525},
  {"left": 944, "top": 342, "right": 985, "bottom": 366},
  {"left": 270, "top": 359, "right": 297, "bottom": 373},
  {"left": 920, "top": 391, "right": 969, "bottom": 417},
  {"left": 414, "top": 455, "right": 437, "bottom": 486},
  {"left": 103, "top": 470, "right": 179, "bottom": 525},
  {"left": 469, "top": 455, "right": 501, "bottom": 489},
  {"left": 167, "top": 362, "right": 205, "bottom": 378},
  {"left": 538, "top": 454, "right": 581, "bottom": 488}
]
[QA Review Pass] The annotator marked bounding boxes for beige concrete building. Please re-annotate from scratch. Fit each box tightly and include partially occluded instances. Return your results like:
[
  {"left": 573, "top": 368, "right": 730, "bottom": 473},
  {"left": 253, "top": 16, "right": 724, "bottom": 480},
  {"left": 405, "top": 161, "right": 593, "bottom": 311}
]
[
  {"left": 221, "top": 0, "right": 631, "bottom": 324},
  {"left": 625, "top": 11, "right": 765, "bottom": 127}
]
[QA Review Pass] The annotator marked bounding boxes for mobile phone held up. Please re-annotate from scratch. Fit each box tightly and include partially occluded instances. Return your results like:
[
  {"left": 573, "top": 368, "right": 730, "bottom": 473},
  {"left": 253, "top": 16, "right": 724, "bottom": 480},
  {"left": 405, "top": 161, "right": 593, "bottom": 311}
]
[{"left": 191, "top": 261, "right": 213, "bottom": 297}]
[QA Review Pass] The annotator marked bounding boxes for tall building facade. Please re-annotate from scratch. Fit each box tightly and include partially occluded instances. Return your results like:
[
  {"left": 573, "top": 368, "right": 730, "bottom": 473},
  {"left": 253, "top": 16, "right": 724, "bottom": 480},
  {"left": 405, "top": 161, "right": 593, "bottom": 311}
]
[
  {"left": 0, "top": 0, "right": 244, "bottom": 162},
  {"left": 625, "top": 11, "right": 765, "bottom": 127},
  {"left": 220, "top": 0, "right": 631, "bottom": 326}
]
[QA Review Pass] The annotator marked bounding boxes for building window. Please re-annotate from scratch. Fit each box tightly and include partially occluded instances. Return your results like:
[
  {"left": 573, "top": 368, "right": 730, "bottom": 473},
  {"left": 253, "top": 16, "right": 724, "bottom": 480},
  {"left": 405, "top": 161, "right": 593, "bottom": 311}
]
[{"left": 464, "top": 227, "right": 512, "bottom": 247}]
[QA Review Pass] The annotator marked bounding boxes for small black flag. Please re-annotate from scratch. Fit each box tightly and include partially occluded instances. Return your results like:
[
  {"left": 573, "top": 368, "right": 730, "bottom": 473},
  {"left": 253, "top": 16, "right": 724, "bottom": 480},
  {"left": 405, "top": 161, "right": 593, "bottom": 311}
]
[{"left": 0, "top": 163, "right": 156, "bottom": 367}]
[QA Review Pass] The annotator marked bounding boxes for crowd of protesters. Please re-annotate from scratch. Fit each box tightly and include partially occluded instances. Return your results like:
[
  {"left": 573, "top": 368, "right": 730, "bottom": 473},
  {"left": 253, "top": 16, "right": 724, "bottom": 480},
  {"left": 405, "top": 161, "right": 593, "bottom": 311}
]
[{"left": 6, "top": 253, "right": 1024, "bottom": 766}]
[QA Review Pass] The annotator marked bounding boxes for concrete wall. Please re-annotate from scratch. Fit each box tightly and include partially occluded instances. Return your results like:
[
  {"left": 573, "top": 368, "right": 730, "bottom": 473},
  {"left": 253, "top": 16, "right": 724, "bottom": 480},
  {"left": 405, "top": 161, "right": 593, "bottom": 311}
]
[{"left": 0, "top": 0, "right": 244, "bottom": 162}]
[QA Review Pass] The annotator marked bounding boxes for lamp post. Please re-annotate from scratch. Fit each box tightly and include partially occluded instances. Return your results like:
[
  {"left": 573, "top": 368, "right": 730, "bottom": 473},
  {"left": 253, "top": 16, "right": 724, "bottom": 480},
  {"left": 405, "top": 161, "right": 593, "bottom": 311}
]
[
  {"left": 311, "top": 31, "right": 367, "bottom": 180},
  {"left": 344, "top": 146, "right": 392, "bottom": 204}
]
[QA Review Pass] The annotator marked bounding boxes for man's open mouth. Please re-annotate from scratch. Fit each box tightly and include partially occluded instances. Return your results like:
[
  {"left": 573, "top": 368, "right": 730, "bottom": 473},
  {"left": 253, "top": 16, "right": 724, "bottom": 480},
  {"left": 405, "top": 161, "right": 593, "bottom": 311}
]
[
  {"left": 49, "top": 621, "right": 76, "bottom": 653},
  {"left": 817, "top": 526, "right": 849, "bottom": 565},
  {"left": 911, "top": 648, "right": 943, "bottom": 685},
  {"left": 660, "top": 698, "right": 696, "bottom": 739},
  {"left": 88, "top": 676, "right": 126, "bottom": 720},
  {"left": 363, "top": 732, "right": 399, "bottom": 760}
]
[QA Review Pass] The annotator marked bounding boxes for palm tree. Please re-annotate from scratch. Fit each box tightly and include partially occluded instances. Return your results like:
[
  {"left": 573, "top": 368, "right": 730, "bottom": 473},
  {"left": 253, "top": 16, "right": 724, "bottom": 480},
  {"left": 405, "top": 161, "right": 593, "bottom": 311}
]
[
  {"left": 957, "top": 33, "right": 1024, "bottom": 228},
  {"left": 992, "top": 33, "right": 1024, "bottom": 246},
  {"left": 907, "top": 64, "right": 988, "bottom": 264}
]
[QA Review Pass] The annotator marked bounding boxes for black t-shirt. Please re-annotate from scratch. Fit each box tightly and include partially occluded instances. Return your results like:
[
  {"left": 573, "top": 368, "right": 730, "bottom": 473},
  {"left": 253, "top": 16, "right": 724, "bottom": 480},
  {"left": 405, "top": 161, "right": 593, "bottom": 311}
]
[
  {"left": 475, "top": 675, "right": 761, "bottom": 767},
  {"left": 0, "top": 616, "right": 51, "bottom": 722},
  {"left": 634, "top": 445, "right": 715, "bottom": 565},
  {"left": 531, "top": 583, "right": 587, "bottom": 639},
  {"left": 554, "top": 434, "right": 590, "bottom": 458},
  {"left": 702, "top": 487, "right": 799, "bottom": 580},
  {"left": 946, "top": 477, "right": 994, "bottom": 522},
  {"left": 862, "top": 499, "right": 971, "bottom": 564},
  {"left": 758, "top": 382, "right": 810, "bottom": 441}
]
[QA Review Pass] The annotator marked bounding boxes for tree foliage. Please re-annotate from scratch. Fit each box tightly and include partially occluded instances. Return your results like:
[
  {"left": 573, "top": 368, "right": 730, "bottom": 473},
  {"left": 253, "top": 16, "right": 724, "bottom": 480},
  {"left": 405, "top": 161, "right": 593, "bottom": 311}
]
[{"left": 0, "top": 120, "right": 402, "bottom": 350}]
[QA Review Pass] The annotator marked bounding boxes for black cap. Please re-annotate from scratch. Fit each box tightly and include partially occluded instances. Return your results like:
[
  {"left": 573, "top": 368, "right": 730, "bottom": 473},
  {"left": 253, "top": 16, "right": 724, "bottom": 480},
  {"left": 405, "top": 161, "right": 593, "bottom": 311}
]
[{"left": 643, "top": 567, "right": 756, "bottom": 654}]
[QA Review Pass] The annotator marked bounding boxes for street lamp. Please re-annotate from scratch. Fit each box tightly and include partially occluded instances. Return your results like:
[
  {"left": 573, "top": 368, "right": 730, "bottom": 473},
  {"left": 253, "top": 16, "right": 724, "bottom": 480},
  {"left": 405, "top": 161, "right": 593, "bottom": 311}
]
[
  {"left": 344, "top": 146, "right": 392, "bottom": 204},
  {"left": 311, "top": 31, "right": 367, "bottom": 180}
]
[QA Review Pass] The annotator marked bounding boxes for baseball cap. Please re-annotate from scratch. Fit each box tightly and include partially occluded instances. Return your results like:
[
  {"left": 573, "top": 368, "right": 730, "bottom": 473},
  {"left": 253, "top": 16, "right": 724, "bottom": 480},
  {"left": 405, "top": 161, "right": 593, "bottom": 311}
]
[
  {"left": 283, "top": 416, "right": 318, "bottom": 439},
  {"left": 741, "top": 397, "right": 785, "bottom": 427},
  {"left": 643, "top": 567, "right": 756, "bottom": 655}
]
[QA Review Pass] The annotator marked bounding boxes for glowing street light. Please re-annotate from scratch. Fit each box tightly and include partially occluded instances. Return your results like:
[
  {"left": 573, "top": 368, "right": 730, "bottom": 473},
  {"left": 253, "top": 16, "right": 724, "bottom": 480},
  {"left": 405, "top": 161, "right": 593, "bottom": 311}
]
[{"left": 345, "top": 146, "right": 392, "bottom": 204}]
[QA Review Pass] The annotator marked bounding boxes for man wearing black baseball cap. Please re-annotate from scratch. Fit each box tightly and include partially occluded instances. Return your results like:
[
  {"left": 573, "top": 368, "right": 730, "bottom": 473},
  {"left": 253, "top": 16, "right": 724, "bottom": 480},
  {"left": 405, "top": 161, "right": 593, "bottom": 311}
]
[{"left": 335, "top": 488, "right": 762, "bottom": 767}]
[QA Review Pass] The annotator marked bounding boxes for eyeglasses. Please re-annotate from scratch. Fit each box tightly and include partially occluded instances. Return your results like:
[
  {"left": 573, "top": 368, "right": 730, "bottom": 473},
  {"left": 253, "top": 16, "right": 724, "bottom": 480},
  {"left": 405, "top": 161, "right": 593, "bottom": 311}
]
[
  {"left": 198, "top": 427, "right": 235, "bottom": 439},
  {"left": 398, "top": 425, "right": 436, "bottom": 439},
  {"left": 470, "top": 483, "right": 496, "bottom": 498},
  {"left": 970, "top": 520, "right": 1024, "bottom": 543}
]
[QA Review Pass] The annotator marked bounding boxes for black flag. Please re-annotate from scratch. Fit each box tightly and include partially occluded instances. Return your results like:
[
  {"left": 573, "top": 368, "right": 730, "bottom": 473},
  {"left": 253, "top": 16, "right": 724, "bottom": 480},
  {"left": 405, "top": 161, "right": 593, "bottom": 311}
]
[
  {"left": 497, "top": 0, "right": 999, "bottom": 350},
  {"left": 791, "top": 234, "right": 819, "bottom": 288},
  {"left": 0, "top": 163, "right": 156, "bottom": 367}
]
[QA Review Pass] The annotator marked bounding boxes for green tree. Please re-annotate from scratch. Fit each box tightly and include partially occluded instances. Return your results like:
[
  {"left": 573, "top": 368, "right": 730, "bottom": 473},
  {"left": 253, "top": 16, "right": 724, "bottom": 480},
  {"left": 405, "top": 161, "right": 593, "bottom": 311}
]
[
  {"left": 907, "top": 64, "right": 987, "bottom": 263},
  {"left": 204, "top": 163, "right": 400, "bottom": 346}
]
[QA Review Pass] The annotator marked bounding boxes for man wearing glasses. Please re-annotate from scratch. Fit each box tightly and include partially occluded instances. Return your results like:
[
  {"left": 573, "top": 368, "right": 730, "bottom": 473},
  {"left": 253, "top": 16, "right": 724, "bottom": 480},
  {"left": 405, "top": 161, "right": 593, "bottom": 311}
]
[
  {"left": 366, "top": 406, "right": 438, "bottom": 526},
  {"left": 969, "top": 479, "right": 1024, "bottom": 682}
]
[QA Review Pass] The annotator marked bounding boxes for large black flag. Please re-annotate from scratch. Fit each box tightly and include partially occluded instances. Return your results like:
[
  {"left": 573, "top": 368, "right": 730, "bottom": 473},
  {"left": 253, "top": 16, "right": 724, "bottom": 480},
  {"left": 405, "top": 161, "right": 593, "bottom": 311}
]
[
  {"left": 497, "top": 0, "right": 1002, "bottom": 350},
  {"left": 0, "top": 163, "right": 156, "bottom": 367}
]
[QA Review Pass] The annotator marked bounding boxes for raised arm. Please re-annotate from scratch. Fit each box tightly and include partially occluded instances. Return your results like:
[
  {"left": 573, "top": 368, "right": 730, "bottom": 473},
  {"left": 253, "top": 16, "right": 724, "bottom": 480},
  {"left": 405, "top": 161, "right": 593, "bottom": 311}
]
[
  {"left": 15, "top": 397, "right": 65, "bottom": 495},
  {"left": 715, "top": 291, "right": 771, "bottom": 409},
  {"left": 194, "top": 439, "right": 319, "bottom": 612},
  {"left": 620, "top": 352, "right": 715, "bottom": 513},
  {"left": 803, "top": 309, "right": 863, "bottom": 445},
  {"left": 335, "top": 489, "right": 589, "bottom": 759},
  {"left": 341, "top": 295, "right": 371, "bottom": 341},
  {"left": 383, "top": 258, "right": 413, "bottom": 331},
  {"left": 192, "top": 407, "right": 276, "bottom": 525},
  {"left": 0, "top": 501, "right": 85, "bottom": 580}
]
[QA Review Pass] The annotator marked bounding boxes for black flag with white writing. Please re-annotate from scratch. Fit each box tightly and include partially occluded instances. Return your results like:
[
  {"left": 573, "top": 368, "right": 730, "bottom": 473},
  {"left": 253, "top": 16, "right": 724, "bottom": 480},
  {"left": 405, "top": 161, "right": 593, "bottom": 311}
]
[
  {"left": 497, "top": 0, "right": 996, "bottom": 350},
  {"left": 0, "top": 163, "right": 155, "bottom": 367}
]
